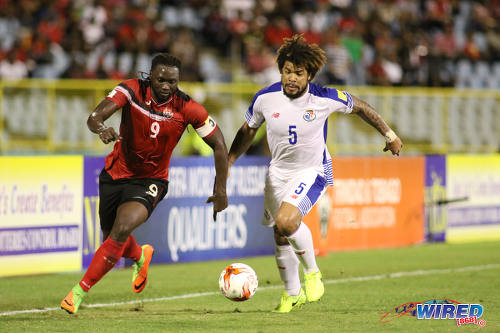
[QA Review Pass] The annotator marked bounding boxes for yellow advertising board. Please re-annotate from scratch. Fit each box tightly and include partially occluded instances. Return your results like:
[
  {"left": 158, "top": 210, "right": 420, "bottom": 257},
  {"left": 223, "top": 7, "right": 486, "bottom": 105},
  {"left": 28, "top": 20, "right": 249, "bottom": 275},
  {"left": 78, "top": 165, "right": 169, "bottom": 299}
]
[
  {"left": 446, "top": 155, "right": 500, "bottom": 243},
  {"left": 0, "top": 156, "right": 83, "bottom": 276}
]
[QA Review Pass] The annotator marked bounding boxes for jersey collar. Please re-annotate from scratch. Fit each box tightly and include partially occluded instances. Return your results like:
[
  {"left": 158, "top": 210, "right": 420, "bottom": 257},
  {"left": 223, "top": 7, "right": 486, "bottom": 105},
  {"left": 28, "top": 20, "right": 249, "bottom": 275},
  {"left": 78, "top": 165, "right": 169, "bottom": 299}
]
[{"left": 148, "top": 87, "right": 173, "bottom": 107}]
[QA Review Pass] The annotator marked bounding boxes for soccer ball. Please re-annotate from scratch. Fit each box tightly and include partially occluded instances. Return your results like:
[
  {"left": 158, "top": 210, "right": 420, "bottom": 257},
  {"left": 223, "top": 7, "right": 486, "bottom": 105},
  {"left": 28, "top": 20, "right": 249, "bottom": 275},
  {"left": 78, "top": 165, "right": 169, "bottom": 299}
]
[{"left": 218, "top": 263, "right": 258, "bottom": 301}]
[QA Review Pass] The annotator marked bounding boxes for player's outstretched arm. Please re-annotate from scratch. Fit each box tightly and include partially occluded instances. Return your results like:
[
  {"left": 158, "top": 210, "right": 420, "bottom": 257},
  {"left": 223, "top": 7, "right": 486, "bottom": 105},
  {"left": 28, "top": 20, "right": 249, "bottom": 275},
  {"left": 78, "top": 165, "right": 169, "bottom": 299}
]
[
  {"left": 350, "top": 95, "right": 403, "bottom": 156},
  {"left": 227, "top": 122, "right": 259, "bottom": 170},
  {"left": 203, "top": 127, "right": 229, "bottom": 220},
  {"left": 87, "top": 99, "right": 122, "bottom": 144}
]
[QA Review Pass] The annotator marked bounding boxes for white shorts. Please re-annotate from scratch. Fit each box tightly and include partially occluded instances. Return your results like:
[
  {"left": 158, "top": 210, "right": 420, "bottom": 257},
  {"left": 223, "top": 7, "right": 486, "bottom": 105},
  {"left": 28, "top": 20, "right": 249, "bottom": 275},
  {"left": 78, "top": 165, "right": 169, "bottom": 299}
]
[{"left": 262, "top": 168, "right": 327, "bottom": 227}]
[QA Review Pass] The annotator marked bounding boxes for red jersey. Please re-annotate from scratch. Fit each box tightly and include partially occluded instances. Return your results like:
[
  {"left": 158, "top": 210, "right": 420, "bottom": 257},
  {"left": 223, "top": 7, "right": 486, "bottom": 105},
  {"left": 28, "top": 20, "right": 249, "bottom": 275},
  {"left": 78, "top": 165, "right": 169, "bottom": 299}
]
[{"left": 104, "top": 78, "right": 216, "bottom": 180}]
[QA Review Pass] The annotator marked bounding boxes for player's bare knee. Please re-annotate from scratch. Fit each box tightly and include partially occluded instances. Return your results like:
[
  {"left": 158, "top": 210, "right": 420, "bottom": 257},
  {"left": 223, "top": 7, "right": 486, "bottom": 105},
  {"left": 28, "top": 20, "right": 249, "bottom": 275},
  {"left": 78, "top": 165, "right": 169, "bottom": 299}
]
[
  {"left": 111, "top": 217, "right": 139, "bottom": 241},
  {"left": 109, "top": 222, "right": 133, "bottom": 242},
  {"left": 275, "top": 215, "right": 299, "bottom": 237},
  {"left": 273, "top": 226, "right": 289, "bottom": 245}
]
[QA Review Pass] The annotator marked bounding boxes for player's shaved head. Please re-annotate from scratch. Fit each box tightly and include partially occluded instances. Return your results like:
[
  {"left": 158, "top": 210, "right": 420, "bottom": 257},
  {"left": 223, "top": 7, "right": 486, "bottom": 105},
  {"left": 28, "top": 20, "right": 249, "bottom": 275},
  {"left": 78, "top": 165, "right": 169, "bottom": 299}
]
[{"left": 277, "top": 34, "right": 327, "bottom": 80}]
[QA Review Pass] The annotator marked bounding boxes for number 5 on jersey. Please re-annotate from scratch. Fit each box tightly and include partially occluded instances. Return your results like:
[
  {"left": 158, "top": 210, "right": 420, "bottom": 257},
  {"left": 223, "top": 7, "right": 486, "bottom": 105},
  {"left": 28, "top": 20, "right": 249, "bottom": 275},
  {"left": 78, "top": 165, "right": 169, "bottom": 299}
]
[{"left": 288, "top": 125, "right": 297, "bottom": 145}]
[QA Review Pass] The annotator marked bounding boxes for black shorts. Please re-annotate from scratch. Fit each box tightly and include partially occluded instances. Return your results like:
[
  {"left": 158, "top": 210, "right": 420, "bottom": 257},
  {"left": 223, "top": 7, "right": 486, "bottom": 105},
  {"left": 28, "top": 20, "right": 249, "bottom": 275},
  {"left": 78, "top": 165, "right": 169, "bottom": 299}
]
[{"left": 98, "top": 169, "right": 168, "bottom": 231}]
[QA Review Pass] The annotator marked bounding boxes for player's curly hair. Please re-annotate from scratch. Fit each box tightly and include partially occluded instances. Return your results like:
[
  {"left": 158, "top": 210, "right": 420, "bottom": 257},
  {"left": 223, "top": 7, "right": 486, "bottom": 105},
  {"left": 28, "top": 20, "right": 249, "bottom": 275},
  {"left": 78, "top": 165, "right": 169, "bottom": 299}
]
[{"left": 276, "top": 34, "right": 327, "bottom": 80}]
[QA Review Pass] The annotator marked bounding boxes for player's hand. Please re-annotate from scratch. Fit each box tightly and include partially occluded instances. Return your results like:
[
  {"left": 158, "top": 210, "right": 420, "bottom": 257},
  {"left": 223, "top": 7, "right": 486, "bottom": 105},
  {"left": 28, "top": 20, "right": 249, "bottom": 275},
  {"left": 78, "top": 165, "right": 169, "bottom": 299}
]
[
  {"left": 383, "top": 137, "right": 403, "bottom": 156},
  {"left": 206, "top": 193, "right": 228, "bottom": 221},
  {"left": 97, "top": 127, "right": 121, "bottom": 144}
]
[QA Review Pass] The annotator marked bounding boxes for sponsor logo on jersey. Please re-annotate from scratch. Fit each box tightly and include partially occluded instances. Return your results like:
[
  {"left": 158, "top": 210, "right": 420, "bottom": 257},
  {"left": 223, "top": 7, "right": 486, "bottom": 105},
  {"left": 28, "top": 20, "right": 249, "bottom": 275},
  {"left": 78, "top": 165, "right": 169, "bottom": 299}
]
[
  {"left": 303, "top": 109, "right": 316, "bottom": 122},
  {"left": 162, "top": 106, "right": 174, "bottom": 118},
  {"left": 272, "top": 112, "right": 280, "bottom": 118}
]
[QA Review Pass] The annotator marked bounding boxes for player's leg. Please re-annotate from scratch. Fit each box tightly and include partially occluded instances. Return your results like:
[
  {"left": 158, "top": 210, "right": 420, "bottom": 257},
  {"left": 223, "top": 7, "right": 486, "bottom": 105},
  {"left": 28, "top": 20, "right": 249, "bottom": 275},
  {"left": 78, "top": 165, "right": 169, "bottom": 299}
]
[
  {"left": 275, "top": 202, "right": 319, "bottom": 274},
  {"left": 61, "top": 170, "right": 123, "bottom": 314},
  {"left": 101, "top": 229, "right": 146, "bottom": 276},
  {"left": 104, "top": 225, "right": 142, "bottom": 268},
  {"left": 122, "top": 179, "right": 167, "bottom": 293},
  {"left": 276, "top": 203, "right": 324, "bottom": 303},
  {"left": 272, "top": 226, "right": 306, "bottom": 313},
  {"left": 61, "top": 201, "right": 149, "bottom": 314},
  {"left": 274, "top": 227, "right": 301, "bottom": 296},
  {"left": 275, "top": 172, "right": 326, "bottom": 302},
  {"left": 61, "top": 174, "right": 166, "bottom": 314},
  {"left": 262, "top": 174, "right": 305, "bottom": 312}
]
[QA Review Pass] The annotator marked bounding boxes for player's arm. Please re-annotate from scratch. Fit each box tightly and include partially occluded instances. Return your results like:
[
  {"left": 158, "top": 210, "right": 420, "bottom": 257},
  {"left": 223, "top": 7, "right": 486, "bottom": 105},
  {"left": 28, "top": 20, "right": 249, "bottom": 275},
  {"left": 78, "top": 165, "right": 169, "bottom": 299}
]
[
  {"left": 350, "top": 95, "right": 403, "bottom": 155},
  {"left": 87, "top": 99, "right": 122, "bottom": 144},
  {"left": 203, "top": 127, "right": 229, "bottom": 219},
  {"left": 228, "top": 122, "right": 259, "bottom": 168}
]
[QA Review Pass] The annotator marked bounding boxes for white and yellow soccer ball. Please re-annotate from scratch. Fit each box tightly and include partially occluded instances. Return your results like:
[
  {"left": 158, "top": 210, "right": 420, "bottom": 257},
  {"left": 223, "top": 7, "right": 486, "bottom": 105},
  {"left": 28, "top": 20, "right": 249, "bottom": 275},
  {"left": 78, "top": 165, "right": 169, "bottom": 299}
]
[{"left": 219, "top": 263, "right": 258, "bottom": 301}]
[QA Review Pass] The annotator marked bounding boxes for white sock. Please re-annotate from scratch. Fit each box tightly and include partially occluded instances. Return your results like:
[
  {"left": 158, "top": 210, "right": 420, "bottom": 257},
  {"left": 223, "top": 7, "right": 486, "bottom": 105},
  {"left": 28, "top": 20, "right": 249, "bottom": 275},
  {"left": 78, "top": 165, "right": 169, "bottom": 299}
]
[
  {"left": 286, "top": 222, "right": 319, "bottom": 274},
  {"left": 275, "top": 244, "right": 301, "bottom": 296}
]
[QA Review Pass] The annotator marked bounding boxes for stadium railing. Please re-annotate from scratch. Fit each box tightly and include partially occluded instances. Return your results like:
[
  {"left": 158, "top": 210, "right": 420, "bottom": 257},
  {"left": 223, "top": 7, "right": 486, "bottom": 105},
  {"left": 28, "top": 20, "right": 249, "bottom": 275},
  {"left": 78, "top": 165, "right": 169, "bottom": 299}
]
[{"left": 0, "top": 79, "right": 498, "bottom": 155}]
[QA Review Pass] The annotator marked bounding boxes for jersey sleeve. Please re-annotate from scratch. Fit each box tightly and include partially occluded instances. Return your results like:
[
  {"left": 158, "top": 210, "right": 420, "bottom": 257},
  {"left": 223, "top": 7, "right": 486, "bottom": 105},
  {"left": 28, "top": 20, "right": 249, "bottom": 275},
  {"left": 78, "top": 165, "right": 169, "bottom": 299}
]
[
  {"left": 105, "top": 80, "right": 135, "bottom": 108},
  {"left": 185, "top": 100, "right": 217, "bottom": 138},
  {"left": 327, "top": 88, "right": 354, "bottom": 114},
  {"left": 244, "top": 93, "right": 265, "bottom": 128}
]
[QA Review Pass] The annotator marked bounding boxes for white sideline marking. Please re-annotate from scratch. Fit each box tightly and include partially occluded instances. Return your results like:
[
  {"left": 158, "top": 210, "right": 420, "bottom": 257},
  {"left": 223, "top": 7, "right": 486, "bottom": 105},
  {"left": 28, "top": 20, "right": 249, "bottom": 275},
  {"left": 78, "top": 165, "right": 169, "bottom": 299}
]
[{"left": 1, "top": 263, "right": 499, "bottom": 317}]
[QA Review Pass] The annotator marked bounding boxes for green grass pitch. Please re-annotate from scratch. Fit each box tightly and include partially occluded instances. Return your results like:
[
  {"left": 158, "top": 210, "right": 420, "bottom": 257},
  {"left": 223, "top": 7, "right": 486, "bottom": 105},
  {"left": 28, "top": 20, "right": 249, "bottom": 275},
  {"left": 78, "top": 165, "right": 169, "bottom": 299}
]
[{"left": 1, "top": 241, "right": 499, "bottom": 332}]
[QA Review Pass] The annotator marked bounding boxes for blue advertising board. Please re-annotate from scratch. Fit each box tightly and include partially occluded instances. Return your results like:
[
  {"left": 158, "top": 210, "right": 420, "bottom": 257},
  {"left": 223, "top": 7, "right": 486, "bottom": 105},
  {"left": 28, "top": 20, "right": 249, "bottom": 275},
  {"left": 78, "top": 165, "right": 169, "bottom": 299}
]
[
  {"left": 132, "top": 156, "right": 274, "bottom": 263},
  {"left": 82, "top": 156, "right": 105, "bottom": 268},
  {"left": 83, "top": 156, "right": 274, "bottom": 265}
]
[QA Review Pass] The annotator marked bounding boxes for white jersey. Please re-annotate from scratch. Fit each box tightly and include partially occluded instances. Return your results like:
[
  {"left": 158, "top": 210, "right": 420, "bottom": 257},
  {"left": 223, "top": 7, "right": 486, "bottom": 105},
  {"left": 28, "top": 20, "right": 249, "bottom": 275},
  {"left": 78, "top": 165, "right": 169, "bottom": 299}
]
[{"left": 245, "top": 82, "right": 353, "bottom": 186}]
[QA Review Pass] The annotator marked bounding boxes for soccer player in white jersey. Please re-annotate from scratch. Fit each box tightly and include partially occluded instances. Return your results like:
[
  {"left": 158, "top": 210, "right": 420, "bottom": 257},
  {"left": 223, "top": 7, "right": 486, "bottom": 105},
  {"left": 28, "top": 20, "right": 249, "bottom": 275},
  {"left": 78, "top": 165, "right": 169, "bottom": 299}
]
[{"left": 228, "top": 35, "right": 403, "bottom": 313}]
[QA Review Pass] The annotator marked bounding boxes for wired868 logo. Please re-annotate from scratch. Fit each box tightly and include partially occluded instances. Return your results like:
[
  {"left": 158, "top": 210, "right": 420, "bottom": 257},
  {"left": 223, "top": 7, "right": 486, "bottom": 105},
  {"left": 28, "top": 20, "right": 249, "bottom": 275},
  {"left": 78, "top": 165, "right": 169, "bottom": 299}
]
[{"left": 379, "top": 299, "right": 486, "bottom": 327}]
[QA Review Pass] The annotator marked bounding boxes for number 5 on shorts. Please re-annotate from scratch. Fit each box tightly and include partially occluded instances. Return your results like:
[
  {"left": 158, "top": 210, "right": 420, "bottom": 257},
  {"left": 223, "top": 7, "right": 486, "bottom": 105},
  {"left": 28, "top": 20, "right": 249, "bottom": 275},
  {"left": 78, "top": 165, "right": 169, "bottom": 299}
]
[{"left": 295, "top": 182, "right": 306, "bottom": 194}]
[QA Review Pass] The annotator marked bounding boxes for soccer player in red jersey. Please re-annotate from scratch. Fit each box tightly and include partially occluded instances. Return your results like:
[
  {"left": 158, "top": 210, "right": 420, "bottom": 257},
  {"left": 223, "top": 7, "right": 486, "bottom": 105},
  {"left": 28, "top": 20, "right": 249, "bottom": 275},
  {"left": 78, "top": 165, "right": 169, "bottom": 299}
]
[{"left": 61, "top": 53, "right": 228, "bottom": 314}]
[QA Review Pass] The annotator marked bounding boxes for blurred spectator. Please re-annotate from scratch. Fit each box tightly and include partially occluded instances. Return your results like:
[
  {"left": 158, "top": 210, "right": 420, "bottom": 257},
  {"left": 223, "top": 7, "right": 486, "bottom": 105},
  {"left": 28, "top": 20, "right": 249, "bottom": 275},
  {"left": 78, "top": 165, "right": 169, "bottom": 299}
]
[
  {"left": 244, "top": 40, "right": 279, "bottom": 84},
  {"left": 367, "top": 54, "right": 390, "bottom": 86},
  {"left": 202, "top": 2, "right": 231, "bottom": 56},
  {"left": 0, "top": 3, "right": 21, "bottom": 51},
  {"left": 342, "top": 25, "right": 364, "bottom": 85},
  {"left": 422, "top": 0, "right": 455, "bottom": 33},
  {"left": 467, "top": 1, "right": 496, "bottom": 33},
  {"left": 381, "top": 51, "right": 403, "bottom": 86},
  {"left": 400, "top": 29, "right": 428, "bottom": 86},
  {"left": 485, "top": 25, "right": 500, "bottom": 61},
  {"left": 434, "top": 23, "right": 458, "bottom": 59},
  {"left": 80, "top": 0, "right": 107, "bottom": 46},
  {"left": 0, "top": 50, "right": 28, "bottom": 79},
  {"left": 0, "top": 0, "right": 497, "bottom": 88},
  {"left": 318, "top": 28, "right": 350, "bottom": 85},
  {"left": 463, "top": 31, "right": 481, "bottom": 61},
  {"left": 264, "top": 15, "right": 293, "bottom": 50},
  {"left": 170, "top": 29, "right": 202, "bottom": 81}
]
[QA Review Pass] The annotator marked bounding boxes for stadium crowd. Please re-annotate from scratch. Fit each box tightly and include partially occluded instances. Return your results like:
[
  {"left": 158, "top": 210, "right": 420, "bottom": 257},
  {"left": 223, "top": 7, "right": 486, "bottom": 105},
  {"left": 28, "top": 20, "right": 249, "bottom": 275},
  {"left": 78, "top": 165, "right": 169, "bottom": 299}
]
[{"left": 0, "top": 0, "right": 498, "bottom": 87}]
